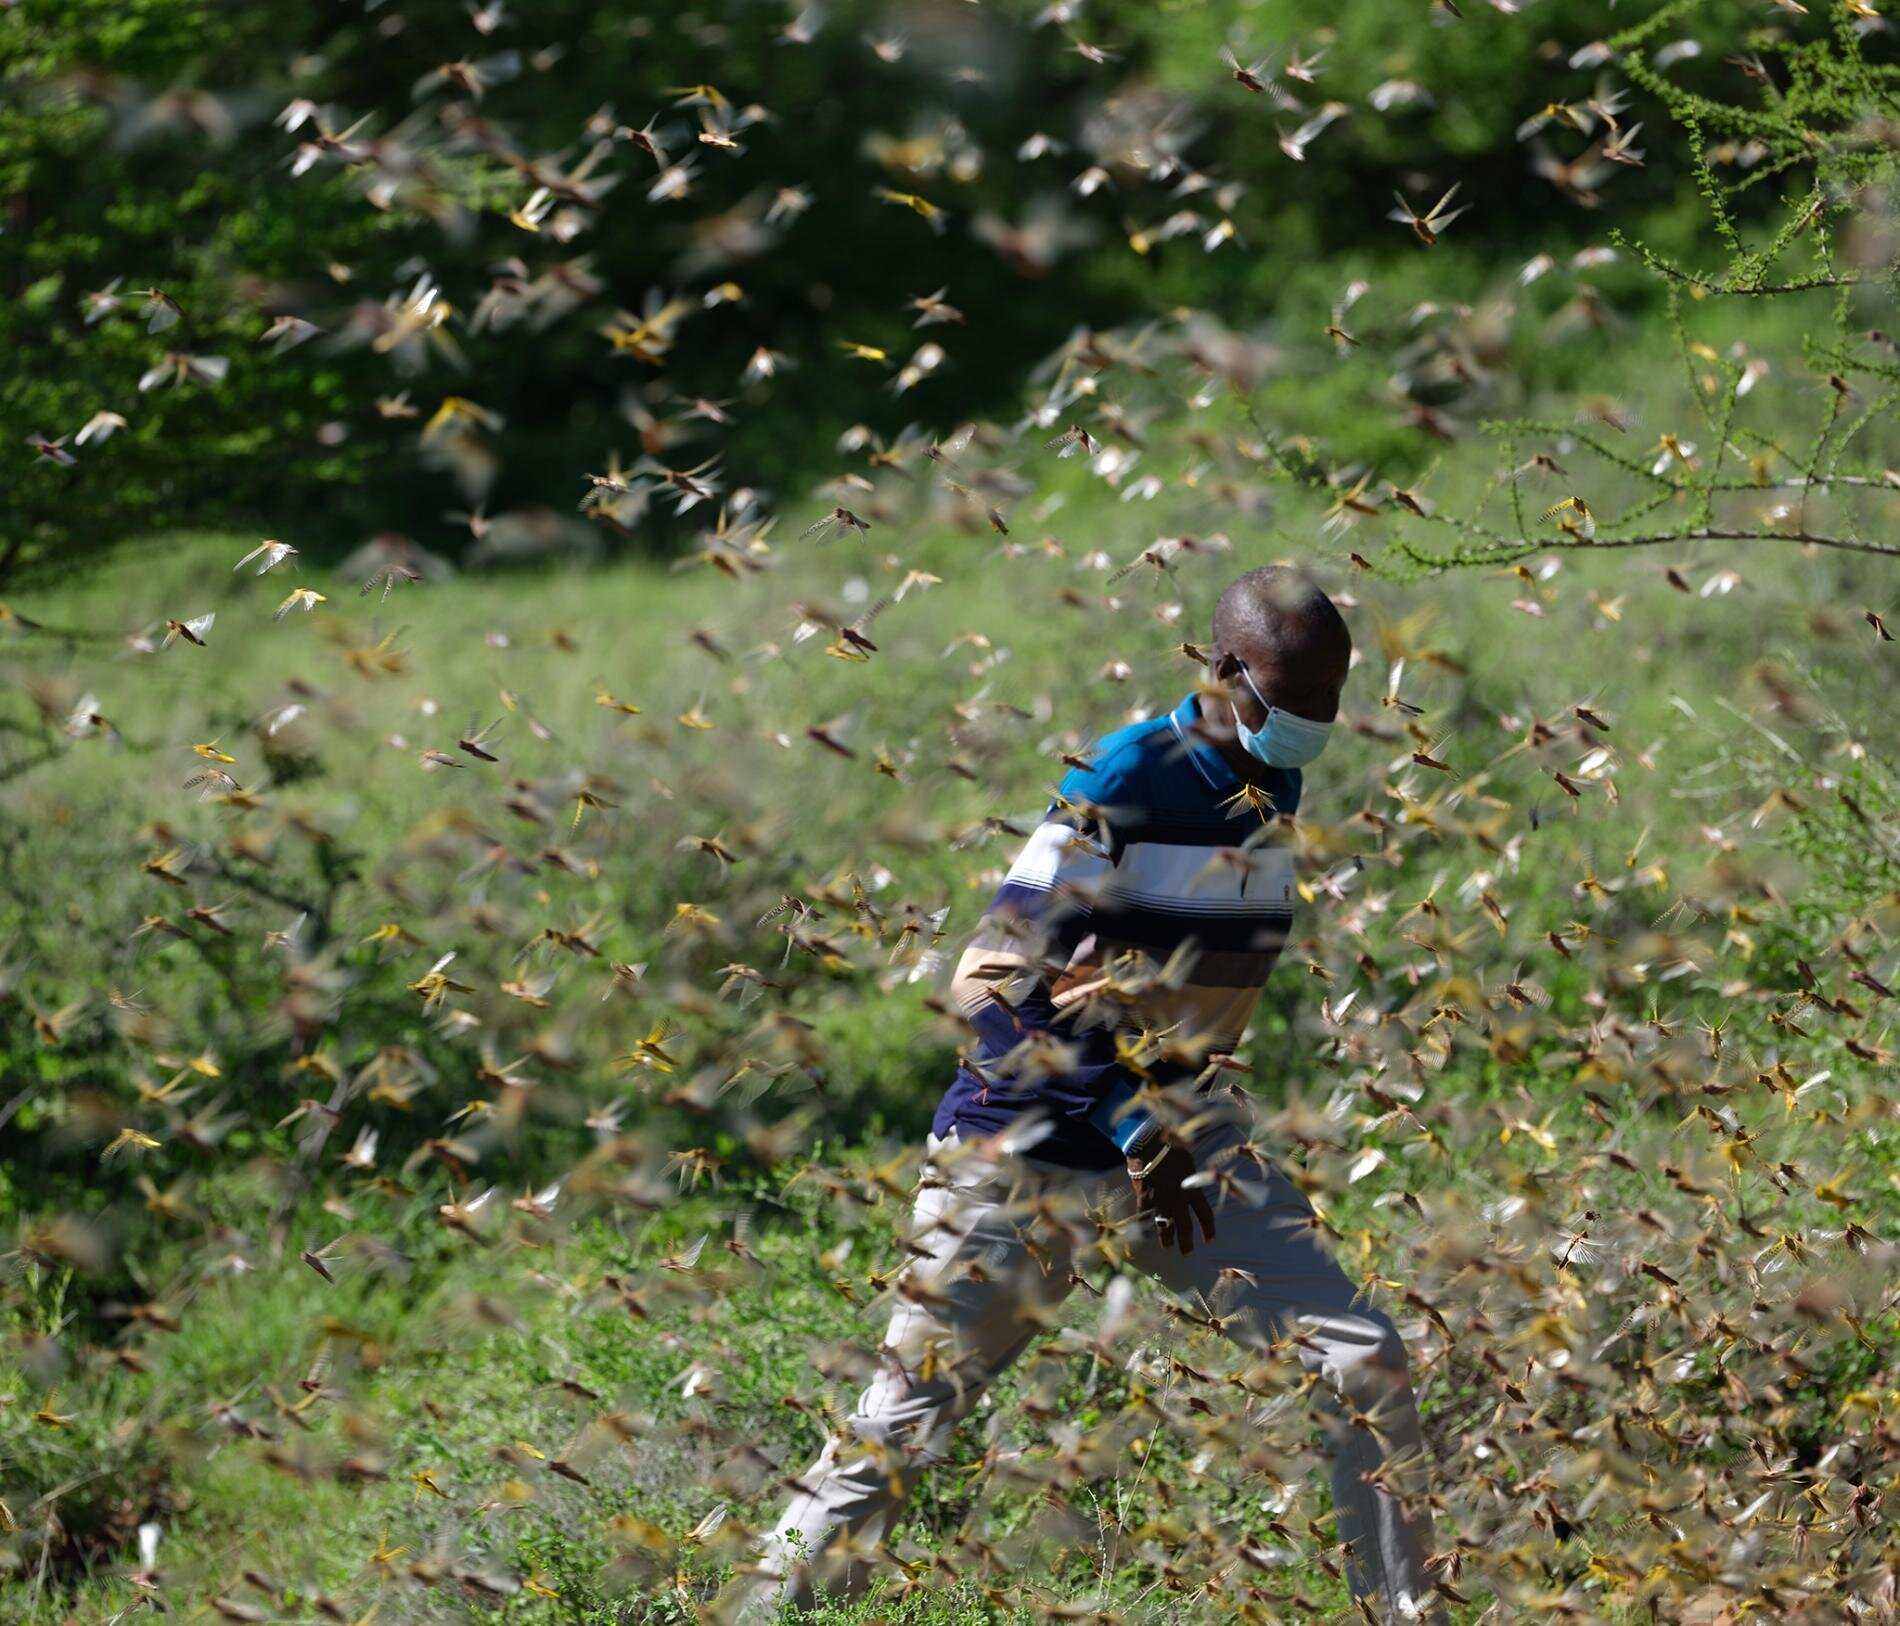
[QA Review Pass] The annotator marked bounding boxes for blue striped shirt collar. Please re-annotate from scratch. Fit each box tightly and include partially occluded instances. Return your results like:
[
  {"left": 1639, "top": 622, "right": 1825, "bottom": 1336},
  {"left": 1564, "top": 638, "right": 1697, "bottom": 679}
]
[{"left": 1167, "top": 689, "right": 1240, "bottom": 795}]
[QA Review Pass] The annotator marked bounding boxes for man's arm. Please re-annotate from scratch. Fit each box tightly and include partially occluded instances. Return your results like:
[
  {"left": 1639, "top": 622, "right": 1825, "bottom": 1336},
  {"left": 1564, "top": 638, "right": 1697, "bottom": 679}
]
[
  {"left": 946, "top": 812, "right": 1137, "bottom": 1124},
  {"left": 943, "top": 754, "right": 1176, "bottom": 1148},
  {"left": 943, "top": 747, "right": 1219, "bottom": 1253}
]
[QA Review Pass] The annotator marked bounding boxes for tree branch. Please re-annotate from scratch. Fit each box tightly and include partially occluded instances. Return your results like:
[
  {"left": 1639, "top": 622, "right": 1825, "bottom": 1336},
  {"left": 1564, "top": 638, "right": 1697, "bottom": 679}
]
[
  {"left": 1398, "top": 525, "right": 1900, "bottom": 569},
  {"left": 1701, "top": 473, "right": 1897, "bottom": 492},
  {"left": 1644, "top": 260, "right": 1868, "bottom": 296}
]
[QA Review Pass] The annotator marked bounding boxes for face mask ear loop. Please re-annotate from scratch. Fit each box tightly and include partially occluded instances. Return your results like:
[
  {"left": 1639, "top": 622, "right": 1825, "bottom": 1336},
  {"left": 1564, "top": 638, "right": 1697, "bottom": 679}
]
[
  {"left": 1228, "top": 658, "right": 1260, "bottom": 754},
  {"left": 1230, "top": 663, "right": 1270, "bottom": 774},
  {"left": 1232, "top": 665, "right": 1273, "bottom": 879}
]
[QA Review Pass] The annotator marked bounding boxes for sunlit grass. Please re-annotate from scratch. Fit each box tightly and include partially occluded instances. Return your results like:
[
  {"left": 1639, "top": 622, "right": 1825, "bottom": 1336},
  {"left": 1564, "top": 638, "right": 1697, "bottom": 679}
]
[{"left": 5, "top": 501, "right": 1898, "bottom": 1623}]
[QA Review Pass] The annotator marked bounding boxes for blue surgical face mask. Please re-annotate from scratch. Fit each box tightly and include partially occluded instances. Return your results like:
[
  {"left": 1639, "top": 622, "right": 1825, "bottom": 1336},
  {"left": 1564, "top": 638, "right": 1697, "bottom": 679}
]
[{"left": 1231, "top": 665, "right": 1333, "bottom": 768}]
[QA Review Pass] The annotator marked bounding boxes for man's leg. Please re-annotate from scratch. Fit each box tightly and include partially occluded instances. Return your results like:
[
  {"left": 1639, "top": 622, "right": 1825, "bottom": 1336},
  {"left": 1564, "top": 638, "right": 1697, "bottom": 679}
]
[
  {"left": 1131, "top": 1128, "right": 1445, "bottom": 1625},
  {"left": 722, "top": 1131, "right": 1082, "bottom": 1623}
]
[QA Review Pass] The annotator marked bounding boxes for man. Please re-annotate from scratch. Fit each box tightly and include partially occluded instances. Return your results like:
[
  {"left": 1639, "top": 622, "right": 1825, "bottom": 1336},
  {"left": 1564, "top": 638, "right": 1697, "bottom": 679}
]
[{"left": 724, "top": 565, "right": 1445, "bottom": 1624}]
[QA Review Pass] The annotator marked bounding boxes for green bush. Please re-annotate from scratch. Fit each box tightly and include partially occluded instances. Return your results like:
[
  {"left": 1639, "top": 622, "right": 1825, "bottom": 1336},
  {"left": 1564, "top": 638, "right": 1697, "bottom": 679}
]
[{"left": 6, "top": 0, "right": 1873, "bottom": 573}]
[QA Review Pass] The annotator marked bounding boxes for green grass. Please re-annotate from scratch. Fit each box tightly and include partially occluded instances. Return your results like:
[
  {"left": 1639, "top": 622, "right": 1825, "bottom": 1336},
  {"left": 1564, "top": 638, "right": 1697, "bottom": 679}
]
[
  {"left": 4, "top": 478, "right": 1900, "bottom": 1624},
  {"left": 8, "top": 0, "right": 1900, "bottom": 1612}
]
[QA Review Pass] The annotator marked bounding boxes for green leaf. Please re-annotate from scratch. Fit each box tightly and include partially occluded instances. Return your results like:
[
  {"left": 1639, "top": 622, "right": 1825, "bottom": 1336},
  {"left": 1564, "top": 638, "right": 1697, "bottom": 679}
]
[{"left": 21, "top": 272, "right": 64, "bottom": 314}]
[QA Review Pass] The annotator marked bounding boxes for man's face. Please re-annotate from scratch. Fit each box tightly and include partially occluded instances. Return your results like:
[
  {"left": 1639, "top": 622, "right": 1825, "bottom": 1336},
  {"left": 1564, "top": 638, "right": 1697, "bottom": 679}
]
[{"left": 1212, "top": 639, "right": 1348, "bottom": 732}]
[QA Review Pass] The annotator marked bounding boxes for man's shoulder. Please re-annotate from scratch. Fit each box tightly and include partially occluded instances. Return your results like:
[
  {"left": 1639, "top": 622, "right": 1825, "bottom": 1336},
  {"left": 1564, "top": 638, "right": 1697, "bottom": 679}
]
[{"left": 1056, "top": 713, "right": 1173, "bottom": 803}]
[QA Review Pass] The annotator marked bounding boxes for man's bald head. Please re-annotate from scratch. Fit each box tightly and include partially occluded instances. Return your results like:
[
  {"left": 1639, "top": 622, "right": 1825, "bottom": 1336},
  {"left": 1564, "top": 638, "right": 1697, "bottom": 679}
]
[{"left": 1209, "top": 565, "right": 1352, "bottom": 726}]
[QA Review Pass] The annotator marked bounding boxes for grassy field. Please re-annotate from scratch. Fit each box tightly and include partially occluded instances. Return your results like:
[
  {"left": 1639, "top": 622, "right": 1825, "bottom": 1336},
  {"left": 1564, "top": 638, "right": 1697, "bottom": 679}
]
[
  {"left": 10, "top": 0, "right": 1900, "bottom": 1613},
  {"left": 4, "top": 444, "right": 1900, "bottom": 1626}
]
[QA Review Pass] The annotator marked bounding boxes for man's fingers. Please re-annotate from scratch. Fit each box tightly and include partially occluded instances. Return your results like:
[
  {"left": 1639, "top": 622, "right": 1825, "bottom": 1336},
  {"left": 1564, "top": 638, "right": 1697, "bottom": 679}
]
[
  {"left": 1129, "top": 1148, "right": 1212, "bottom": 1256},
  {"left": 1158, "top": 1200, "right": 1193, "bottom": 1256},
  {"left": 1190, "top": 1190, "right": 1217, "bottom": 1243}
]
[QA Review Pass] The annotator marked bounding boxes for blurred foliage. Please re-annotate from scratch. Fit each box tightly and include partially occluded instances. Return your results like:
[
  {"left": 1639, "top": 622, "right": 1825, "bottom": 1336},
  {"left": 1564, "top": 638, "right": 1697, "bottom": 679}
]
[
  {"left": 8, "top": 0, "right": 1893, "bottom": 574},
  {"left": 6, "top": 0, "right": 1900, "bottom": 1621}
]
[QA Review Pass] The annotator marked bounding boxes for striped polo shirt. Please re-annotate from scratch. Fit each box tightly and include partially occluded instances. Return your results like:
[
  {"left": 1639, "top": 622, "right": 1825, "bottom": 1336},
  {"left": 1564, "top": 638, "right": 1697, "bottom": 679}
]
[{"left": 933, "top": 689, "right": 1302, "bottom": 1169}]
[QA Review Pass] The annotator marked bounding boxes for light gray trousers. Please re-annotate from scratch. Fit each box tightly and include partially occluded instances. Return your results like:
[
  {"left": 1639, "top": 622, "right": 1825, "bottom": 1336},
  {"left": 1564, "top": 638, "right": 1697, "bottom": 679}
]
[{"left": 724, "top": 1118, "right": 1443, "bottom": 1624}]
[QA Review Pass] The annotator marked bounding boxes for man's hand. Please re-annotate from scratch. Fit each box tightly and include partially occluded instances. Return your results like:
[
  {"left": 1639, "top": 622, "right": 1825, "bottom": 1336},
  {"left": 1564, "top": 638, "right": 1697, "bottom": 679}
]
[{"left": 1128, "top": 1142, "right": 1216, "bottom": 1257}]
